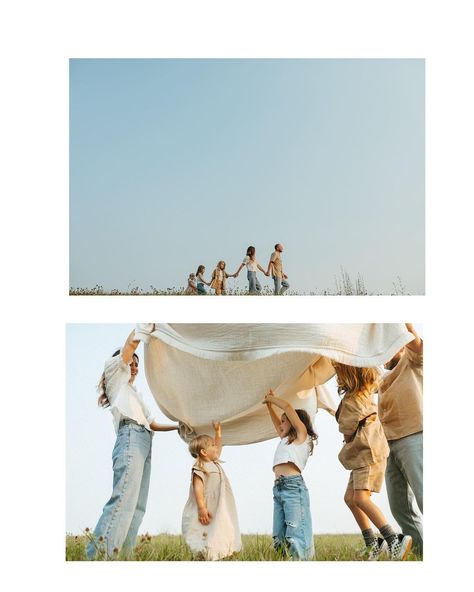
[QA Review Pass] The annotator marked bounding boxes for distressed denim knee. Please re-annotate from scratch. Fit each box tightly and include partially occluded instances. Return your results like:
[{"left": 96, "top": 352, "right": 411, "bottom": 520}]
[{"left": 272, "top": 475, "right": 314, "bottom": 560}]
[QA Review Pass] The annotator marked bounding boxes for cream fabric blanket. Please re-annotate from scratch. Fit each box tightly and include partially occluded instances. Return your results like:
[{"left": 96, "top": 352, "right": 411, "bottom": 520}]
[{"left": 135, "top": 324, "right": 413, "bottom": 445}]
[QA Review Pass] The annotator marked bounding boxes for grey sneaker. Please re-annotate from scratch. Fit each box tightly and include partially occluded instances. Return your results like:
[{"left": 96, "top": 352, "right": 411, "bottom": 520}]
[
  {"left": 364, "top": 537, "right": 389, "bottom": 561},
  {"left": 388, "top": 534, "right": 413, "bottom": 560}
]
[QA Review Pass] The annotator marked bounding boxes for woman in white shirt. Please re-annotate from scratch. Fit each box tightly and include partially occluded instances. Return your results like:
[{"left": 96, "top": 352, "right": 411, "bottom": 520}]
[
  {"left": 86, "top": 329, "right": 179, "bottom": 560},
  {"left": 234, "top": 245, "right": 269, "bottom": 294}
]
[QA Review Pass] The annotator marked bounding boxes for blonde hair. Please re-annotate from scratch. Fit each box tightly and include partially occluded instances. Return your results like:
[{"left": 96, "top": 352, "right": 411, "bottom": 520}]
[
  {"left": 188, "top": 435, "right": 214, "bottom": 473},
  {"left": 333, "top": 362, "right": 380, "bottom": 399}
]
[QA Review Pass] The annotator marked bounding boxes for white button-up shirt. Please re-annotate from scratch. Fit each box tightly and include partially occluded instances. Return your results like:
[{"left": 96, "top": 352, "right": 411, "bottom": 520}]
[{"left": 104, "top": 355, "right": 155, "bottom": 433}]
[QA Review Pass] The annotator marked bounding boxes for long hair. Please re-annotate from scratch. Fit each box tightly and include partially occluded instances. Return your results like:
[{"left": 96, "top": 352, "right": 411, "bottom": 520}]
[
  {"left": 217, "top": 260, "right": 226, "bottom": 270},
  {"left": 284, "top": 409, "right": 318, "bottom": 455},
  {"left": 97, "top": 350, "right": 139, "bottom": 408},
  {"left": 246, "top": 246, "right": 255, "bottom": 259},
  {"left": 196, "top": 264, "right": 205, "bottom": 276},
  {"left": 188, "top": 434, "right": 214, "bottom": 473},
  {"left": 333, "top": 362, "right": 380, "bottom": 400}
]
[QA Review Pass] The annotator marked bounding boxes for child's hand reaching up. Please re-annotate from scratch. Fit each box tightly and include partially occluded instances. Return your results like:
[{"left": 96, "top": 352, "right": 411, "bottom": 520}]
[
  {"left": 198, "top": 506, "right": 213, "bottom": 525},
  {"left": 212, "top": 420, "right": 221, "bottom": 434},
  {"left": 263, "top": 389, "right": 275, "bottom": 405}
]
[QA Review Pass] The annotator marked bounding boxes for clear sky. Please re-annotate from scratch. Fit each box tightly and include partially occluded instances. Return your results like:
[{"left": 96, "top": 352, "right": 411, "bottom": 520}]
[
  {"left": 70, "top": 59, "right": 424, "bottom": 294},
  {"left": 66, "top": 323, "right": 422, "bottom": 536}
]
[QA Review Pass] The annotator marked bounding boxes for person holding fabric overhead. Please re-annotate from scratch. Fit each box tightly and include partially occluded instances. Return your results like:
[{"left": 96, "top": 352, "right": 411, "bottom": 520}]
[
  {"left": 378, "top": 323, "right": 423, "bottom": 555},
  {"left": 86, "top": 329, "right": 179, "bottom": 560}
]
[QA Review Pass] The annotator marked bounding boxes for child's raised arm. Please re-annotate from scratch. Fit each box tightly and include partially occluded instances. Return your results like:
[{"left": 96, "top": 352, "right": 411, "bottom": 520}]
[
  {"left": 263, "top": 390, "right": 282, "bottom": 435},
  {"left": 212, "top": 420, "right": 222, "bottom": 456},
  {"left": 263, "top": 390, "right": 308, "bottom": 440}
]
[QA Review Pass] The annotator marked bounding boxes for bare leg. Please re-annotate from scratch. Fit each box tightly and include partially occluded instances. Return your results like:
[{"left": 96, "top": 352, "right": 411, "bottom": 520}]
[
  {"left": 353, "top": 490, "right": 387, "bottom": 530},
  {"left": 344, "top": 487, "right": 372, "bottom": 531}
]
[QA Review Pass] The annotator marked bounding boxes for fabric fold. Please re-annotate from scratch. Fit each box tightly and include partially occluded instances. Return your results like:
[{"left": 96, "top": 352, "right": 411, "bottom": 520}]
[{"left": 138, "top": 324, "right": 413, "bottom": 445}]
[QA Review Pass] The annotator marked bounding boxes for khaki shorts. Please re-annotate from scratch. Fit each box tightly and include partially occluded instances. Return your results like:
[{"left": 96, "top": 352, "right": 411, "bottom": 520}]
[{"left": 348, "top": 459, "right": 387, "bottom": 492}]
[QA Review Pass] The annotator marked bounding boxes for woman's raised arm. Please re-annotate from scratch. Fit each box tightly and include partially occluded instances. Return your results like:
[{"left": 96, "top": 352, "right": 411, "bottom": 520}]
[{"left": 121, "top": 330, "right": 140, "bottom": 364}]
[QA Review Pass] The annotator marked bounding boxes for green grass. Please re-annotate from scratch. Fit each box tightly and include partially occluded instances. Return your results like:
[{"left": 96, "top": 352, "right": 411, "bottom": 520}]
[{"left": 66, "top": 533, "right": 421, "bottom": 561}]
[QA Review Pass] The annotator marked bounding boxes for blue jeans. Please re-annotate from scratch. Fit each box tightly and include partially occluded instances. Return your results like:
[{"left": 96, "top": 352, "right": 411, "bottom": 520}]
[
  {"left": 272, "top": 475, "right": 314, "bottom": 560},
  {"left": 86, "top": 421, "right": 153, "bottom": 559},
  {"left": 273, "top": 276, "right": 290, "bottom": 295},
  {"left": 197, "top": 282, "right": 207, "bottom": 295},
  {"left": 247, "top": 271, "right": 261, "bottom": 295},
  {"left": 385, "top": 432, "right": 423, "bottom": 553}
]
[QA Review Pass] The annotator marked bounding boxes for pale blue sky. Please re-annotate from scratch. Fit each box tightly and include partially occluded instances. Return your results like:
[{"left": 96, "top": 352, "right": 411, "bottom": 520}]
[
  {"left": 70, "top": 59, "right": 424, "bottom": 294},
  {"left": 66, "top": 324, "right": 422, "bottom": 535}
]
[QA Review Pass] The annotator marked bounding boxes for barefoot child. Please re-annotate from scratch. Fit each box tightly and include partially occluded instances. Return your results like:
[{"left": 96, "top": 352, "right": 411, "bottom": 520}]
[
  {"left": 263, "top": 390, "right": 317, "bottom": 560},
  {"left": 182, "top": 422, "right": 241, "bottom": 560},
  {"left": 333, "top": 362, "right": 413, "bottom": 560}
]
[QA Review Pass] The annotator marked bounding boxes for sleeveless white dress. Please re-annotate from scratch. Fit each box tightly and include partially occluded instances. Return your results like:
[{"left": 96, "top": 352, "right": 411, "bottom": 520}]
[{"left": 182, "top": 460, "right": 241, "bottom": 560}]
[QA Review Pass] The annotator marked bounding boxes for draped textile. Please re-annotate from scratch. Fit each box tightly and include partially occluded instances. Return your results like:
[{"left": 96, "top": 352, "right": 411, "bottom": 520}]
[{"left": 135, "top": 324, "right": 413, "bottom": 445}]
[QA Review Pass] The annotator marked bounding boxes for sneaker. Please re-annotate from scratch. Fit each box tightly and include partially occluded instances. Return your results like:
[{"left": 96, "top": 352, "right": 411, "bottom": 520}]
[
  {"left": 388, "top": 534, "right": 413, "bottom": 560},
  {"left": 363, "top": 537, "right": 389, "bottom": 561}
]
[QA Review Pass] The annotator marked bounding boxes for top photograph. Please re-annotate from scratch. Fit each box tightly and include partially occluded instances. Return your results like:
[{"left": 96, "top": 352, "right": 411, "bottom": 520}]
[{"left": 69, "top": 59, "right": 424, "bottom": 296}]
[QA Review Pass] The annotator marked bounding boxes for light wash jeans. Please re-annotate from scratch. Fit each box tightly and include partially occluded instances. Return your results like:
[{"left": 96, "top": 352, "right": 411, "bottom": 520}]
[
  {"left": 247, "top": 271, "right": 261, "bottom": 295},
  {"left": 273, "top": 276, "right": 290, "bottom": 295},
  {"left": 385, "top": 431, "right": 423, "bottom": 553},
  {"left": 86, "top": 420, "right": 153, "bottom": 559},
  {"left": 197, "top": 282, "right": 207, "bottom": 295},
  {"left": 272, "top": 475, "right": 314, "bottom": 560}
]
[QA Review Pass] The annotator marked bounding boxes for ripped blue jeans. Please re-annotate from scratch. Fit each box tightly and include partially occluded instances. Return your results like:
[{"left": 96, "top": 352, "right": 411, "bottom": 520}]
[{"left": 272, "top": 475, "right": 314, "bottom": 560}]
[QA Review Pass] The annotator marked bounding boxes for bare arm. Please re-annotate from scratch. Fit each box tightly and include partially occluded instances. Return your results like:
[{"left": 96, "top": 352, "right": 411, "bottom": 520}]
[
  {"left": 264, "top": 399, "right": 281, "bottom": 435},
  {"left": 192, "top": 473, "right": 212, "bottom": 525},
  {"left": 257, "top": 263, "right": 268, "bottom": 275},
  {"left": 212, "top": 420, "right": 222, "bottom": 457},
  {"left": 149, "top": 421, "right": 179, "bottom": 432},
  {"left": 263, "top": 390, "right": 307, "bottom": 440},
  {"left": 234, "top": 263, "right": 245, "bottom": 276},
  {"left": 266, "top": 256, "right": 274, "bottom": 276},
  {"left": 405, "top": 323, "right": 423, "bottom": 353},
  {"left": 121, "top": 330, "right": 140, "bottom": 365}
]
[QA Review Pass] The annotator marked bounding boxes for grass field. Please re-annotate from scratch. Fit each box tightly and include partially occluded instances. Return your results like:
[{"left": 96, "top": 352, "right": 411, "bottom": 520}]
[
  {"left": 66, "top": 533, "right": 421, "bottom": 561},
  {"left": 69, "top": 270, "right": 410, "bottom": 296}
]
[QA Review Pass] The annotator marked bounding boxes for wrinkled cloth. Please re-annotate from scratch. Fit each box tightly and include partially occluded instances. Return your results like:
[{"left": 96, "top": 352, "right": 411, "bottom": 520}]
[{"left": 135, "top": 324, "right": 413, "bottom": 446}]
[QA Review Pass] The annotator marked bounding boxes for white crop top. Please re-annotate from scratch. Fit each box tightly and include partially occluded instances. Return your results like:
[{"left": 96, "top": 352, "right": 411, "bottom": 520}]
[{"left": 273, "top": 436, "right": 312, "bottom": 472}]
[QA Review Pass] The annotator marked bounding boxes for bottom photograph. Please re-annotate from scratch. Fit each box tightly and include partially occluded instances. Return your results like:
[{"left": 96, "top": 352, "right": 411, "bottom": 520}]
[{"left": 66, "top": 323, "right": 423, "bottom": 562}]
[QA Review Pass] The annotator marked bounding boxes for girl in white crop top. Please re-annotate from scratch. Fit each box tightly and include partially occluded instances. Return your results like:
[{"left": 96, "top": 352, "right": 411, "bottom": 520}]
[{"left": 263, "top": 390, "right": 318, "bottom": 560}]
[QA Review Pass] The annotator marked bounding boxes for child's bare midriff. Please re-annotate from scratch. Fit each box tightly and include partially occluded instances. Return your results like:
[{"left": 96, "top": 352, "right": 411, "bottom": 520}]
[{"left": 273, "top": 462, "right": 301, "bottom": 478}]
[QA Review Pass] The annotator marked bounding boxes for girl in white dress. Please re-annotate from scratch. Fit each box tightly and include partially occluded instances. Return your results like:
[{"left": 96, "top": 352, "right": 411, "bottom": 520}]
[{"left": 182, "top": 422, "right": 241, "bottom": 560}]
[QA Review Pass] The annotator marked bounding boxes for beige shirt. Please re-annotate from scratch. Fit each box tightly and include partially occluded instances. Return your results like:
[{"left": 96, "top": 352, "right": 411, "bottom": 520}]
[
  {"left": 336, "top": 392, "right": 389, "bottom": 470},
  {"left": 378, "top": 347, "right": 423, "bottom": 441},
  {"left": 270, "top": 251, "right": 283, "bottom": 278}
]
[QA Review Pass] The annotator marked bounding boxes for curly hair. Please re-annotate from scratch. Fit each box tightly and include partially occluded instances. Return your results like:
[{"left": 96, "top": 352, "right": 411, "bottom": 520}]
[{"left": 333, "top": 362, "right": 380, "bottom": 400}]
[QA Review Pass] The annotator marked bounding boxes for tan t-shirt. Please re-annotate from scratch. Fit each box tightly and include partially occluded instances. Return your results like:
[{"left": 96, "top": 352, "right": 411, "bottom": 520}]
[
  {"left": 270, "top": 251, "right": 283, "bottom": 278},
  {"left": 378, "top": 347, "right": 423, "bottom": 441}
]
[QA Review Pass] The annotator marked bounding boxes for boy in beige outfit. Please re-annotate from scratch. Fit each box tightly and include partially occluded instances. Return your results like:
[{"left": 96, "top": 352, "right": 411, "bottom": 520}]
[{"left": 379, "top": 323, "right": 423, "bottom": 554}]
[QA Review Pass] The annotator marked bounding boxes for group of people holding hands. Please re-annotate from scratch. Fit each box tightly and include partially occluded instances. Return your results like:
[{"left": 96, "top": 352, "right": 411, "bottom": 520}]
[
  {"left": 86, "top": 324, "right": 423, "bottom": 562},
  {"left": 185, "top": 244, "right": 290, "bottom": 296}
]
